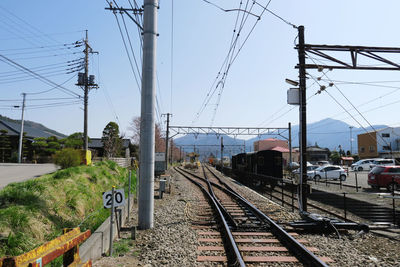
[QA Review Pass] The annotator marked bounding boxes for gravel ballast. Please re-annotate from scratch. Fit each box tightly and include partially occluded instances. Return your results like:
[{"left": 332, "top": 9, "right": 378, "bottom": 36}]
[{"left": 93, "top": 166, "right": 399, "bottom": 266}]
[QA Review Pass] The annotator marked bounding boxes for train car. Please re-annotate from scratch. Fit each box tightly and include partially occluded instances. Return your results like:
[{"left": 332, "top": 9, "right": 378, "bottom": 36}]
[
  {"left": 231, "top": 150, "right": 283, "bottom": 188},
  {"left": 231, "top": 154, "right": 237, "bottom": 169},
  {"left": 255, "top": 150, "right": 283, "bottom": 178},
  {"left": 235, "top": 153, "right": 247, "bottom": 172}
]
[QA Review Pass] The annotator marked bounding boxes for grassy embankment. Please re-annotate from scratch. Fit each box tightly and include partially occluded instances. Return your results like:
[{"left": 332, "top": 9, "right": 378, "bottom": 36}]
[{"left": 0, "top": 161, "right": 136, "bottom": 257}]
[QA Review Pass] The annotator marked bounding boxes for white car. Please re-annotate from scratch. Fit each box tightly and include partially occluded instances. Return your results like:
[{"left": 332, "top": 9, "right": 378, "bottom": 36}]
[
  {"left": 293, "top": 165, "right": 319, "bottom": 174},
  {"left": 369, "top": 159, "right": 396, "bottom": 169},
  {"left": 307, "top": 165, "right": 347, "bottom": 181},
  {"left": 351, "top": 159, "right": 376, "bottom": 171}
]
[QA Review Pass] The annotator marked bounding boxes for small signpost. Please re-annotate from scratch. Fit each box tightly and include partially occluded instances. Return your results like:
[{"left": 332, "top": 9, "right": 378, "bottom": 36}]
[
  {"left": 103, "top": 188, "right": 125, "bottom": 209},
  {"left": 103, "top": 187, "right": 125, "bottom": 256}
]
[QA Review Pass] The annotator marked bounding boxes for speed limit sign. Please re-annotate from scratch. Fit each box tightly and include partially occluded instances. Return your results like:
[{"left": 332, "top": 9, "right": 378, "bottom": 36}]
[{"left": 103, "top": 189, "right": 125, "bottom": 208}]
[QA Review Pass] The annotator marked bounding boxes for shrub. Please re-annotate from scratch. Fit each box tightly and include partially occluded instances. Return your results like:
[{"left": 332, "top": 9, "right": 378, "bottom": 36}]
[{"left": 53, "top": 148, "right": 81, "bottom": 169}]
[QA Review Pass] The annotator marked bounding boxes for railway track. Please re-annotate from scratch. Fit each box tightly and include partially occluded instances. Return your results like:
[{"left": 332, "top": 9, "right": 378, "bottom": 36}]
[
  {"left": 175, "top": 165, "right": 332, "bottom": 266},
  {"left": 224, "top": 168, "right": 399, "bottom": 226}
]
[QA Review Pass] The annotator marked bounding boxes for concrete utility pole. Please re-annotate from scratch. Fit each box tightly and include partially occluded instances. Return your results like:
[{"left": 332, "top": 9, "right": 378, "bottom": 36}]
[
  {"left": 220, "top": 137, "right": 224, "bottom": 168},
  {"left": 288, "top": 122, "right": 292, "bottom": 167},
  {"left": 18, "top": 93, "right": 26, "bottom": 163},
  {"left": 162, "top": 113, "right": 172, "bottom": 168},
  {"left": 298, "top": 25, "right": 308, "bottom": 211},
  {"left": 349, "top": 126, "right": 354, "bottom": 155},
  {"left": 83, "top": 30, "right": 89, "bottom": 151},
  {"left": 138, "top": 0, "right": 158, "bottom": 230},
  {"left": 77, "top": 30, "right": 97, "bottom": 154}
]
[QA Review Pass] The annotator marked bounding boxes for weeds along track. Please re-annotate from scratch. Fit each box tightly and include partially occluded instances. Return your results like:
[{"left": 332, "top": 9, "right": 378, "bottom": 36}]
[{"left": 175, "top": 165, "right": 332, "bottom": 266}]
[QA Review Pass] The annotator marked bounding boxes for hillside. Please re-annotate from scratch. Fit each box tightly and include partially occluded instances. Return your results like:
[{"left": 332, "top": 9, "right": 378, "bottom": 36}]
[{"left": 0, "top": 115, "right": 67, "bottom": 138}]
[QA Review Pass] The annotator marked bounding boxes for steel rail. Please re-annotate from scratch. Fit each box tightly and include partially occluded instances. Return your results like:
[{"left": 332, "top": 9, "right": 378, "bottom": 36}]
[
  {"left": 205, "top": 165, "right": 329, "bottom": 267},
  {"left": 174, "top": 167, "right": 245, "bottom": 267},
  {"left": 202, "top": 165, "right": 239, "bottom": 228}
]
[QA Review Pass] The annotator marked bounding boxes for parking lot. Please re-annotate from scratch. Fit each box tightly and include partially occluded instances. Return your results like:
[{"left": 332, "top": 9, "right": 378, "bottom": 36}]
[
  {"left": 309, "top": 169, "right": 399, "bottom": 209},
  {"left": 0, "top": 163, "right": 58, "bottom": 189}
]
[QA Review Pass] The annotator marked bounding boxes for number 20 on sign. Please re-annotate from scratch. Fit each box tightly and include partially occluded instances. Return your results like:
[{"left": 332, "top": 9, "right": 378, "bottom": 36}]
[{"left": 102, "top": 189, "right": 125, "bottom": 209}]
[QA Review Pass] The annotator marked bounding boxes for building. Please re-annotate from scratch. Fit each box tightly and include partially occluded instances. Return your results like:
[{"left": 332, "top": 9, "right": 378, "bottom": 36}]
[
  {"left": 357, "top": 127, "right": 400, "bottom": 159},
  {"left": 0, "top": 119, "right": 65, "bottom": 162},
  {"left": 306, "top": 146, "right": 330, "bottom": 163},
  {"left": 253, "top": 138, "right": 299, "bottom": 166},
  {"left": 89, "top": 138, "right": 131, "bottom": 158}
]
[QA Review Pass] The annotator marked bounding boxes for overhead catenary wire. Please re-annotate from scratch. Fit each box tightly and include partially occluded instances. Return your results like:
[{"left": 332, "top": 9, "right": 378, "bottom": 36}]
[
  {"left": 194, "top": 0, "right": 272, "bottom": 125},
  {"left": 306, "top": 73, "right": 400, "bottom": 131},
  {"left": 109, "top": 2, "right": 141, "bottom": 93},
  {"left": 107, "top": 0, "right": 164, "bottom": 128},
  {"left": 307, "top": 54, "right": 394, "bottom": 149},
  {"left": 170, "top": 0, "right": 174, "bottom": 113},
  {"left": 307, "top": 70, "right": 390, "bottom": 149}
]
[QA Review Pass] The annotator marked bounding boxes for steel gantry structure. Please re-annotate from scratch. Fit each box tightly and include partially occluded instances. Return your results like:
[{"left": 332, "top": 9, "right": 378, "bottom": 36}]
[
  {"left": 166, "top": 123, "right": 293, "bottom": 167},
  {"left": 295, "top": 26, "right": 400, "bottom": 212},
  {"left": 168, "top": 125, "right": 291, "bottom": 139}
]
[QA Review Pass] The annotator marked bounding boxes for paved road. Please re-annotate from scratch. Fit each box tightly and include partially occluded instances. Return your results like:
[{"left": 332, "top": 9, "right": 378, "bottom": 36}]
[{"left": 0, "top": 163, "right": 58, "bottom": 189}]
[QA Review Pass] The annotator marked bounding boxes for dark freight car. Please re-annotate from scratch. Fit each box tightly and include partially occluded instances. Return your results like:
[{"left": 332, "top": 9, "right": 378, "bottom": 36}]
[
  {"left": 235, "top": 153, "right": 247, "bottom": 172},
  {"left": 231, "top": 150, "right": 283, "bottom": 188},
  {"left": 255, "top": 150, "right": 283, "bottom": 178}
]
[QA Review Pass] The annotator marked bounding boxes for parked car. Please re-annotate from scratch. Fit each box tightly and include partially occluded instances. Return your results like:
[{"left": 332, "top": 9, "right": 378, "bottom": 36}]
[
  {"left": 351, "top": 158, "right": 377, "bottom": 171},
  {"left": 316, "top": 161, "right": 330, "bottom": 166},
  {"left": 369, "top": 159, "right": 396, "bottom": 169},
  {"left": 293, "top": 165, "right": 319, "bottom": 174},
  {"left": 368, "top": 166, "right": 400, "bottom": 191},
  {"left": 307, "top": 165, "right": 347, "bottom": 181}
]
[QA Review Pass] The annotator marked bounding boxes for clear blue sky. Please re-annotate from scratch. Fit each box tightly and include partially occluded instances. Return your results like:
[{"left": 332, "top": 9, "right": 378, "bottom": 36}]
[{"left": 1, "top": 0, "right": 400, "bottom": 140}]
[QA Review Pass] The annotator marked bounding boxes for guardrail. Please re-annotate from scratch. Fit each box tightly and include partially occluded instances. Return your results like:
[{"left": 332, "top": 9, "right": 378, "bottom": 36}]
[{"left": 0, "top": 227, "right": 91, "bottom": 267}]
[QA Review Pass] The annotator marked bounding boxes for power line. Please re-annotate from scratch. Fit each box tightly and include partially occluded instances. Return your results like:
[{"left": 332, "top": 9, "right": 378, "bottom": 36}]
[
  {"left": 110, "top": 4, "right": 141, "bottom": 93},
  {"left": 0, "top": 54, "right": 81, "bottom": 98},
  {"left": 254, "top": 0, "right": 297, "bottom": 29},
  {"left": 0, "top": 42, "right": 81, "bottom": 52}
]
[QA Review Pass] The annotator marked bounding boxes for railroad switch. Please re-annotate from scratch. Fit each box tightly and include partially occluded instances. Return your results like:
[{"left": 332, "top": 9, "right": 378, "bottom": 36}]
[{"left": 289, "top": 211, "right": 369, "bottom": 235}]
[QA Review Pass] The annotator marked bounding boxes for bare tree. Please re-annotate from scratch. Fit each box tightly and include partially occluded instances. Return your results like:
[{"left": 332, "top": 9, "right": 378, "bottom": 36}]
[{"left": 129, "top": 116, "right": 165, "bottom": 152}]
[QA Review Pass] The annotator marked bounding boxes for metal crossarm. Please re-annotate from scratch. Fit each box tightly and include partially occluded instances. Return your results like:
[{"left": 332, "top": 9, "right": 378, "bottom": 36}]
[{"left": 295, "top": 44, "right": 400, "bottom": 71}]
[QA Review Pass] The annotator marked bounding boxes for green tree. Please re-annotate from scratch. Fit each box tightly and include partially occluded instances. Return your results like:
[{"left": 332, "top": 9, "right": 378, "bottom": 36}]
[
  {"left": 62, "top": 132, "right": 86, "bottom": 149},
  {"left": 45, "top": 136, "right": 61, "bottom": 155},
  {"left": 330, "top": 151, "right": 341, "bottom": 165},
  {"left": 22, "top": 132, "right": 29, "bottom": 162},
  {"left": 32, "top": 137, "right": 48, "bottom": 161},
  {"left": 102, "top": 122, "right": 122, "bottom": 158},
  {"left": 0, "top": 129, "right": 11, "bottom": 162}
]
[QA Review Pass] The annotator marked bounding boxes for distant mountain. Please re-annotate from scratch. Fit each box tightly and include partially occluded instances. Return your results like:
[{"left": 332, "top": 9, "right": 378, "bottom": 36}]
[
  {"left": 174, "top": 118, "right": 388, "bottom": 156},
  {"left": 0, "top": 115, "right": 67, "bottom": 138},
  {"left": 174, "top": 133, "right": 246, "bottom": 157}
]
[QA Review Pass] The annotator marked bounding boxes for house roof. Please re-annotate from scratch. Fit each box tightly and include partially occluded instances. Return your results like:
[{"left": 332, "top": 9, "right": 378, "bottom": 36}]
[
  {"left": 89, "top": 138, "right": 131, "bottom": 149},
  {"left": 0, "top": 120, "right": 64, "bottom": 139},
  {"left": 307, "top": 146, "right": 329, "bottom": 152},
  {"left": 271, "top": 146, "right": 290, "bottom": 153},
  {"left": 341, "top": 156, "right": 354, "bottom": 161}
]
